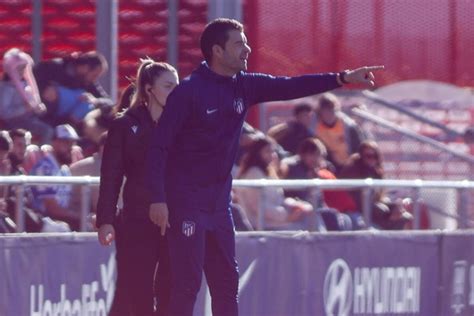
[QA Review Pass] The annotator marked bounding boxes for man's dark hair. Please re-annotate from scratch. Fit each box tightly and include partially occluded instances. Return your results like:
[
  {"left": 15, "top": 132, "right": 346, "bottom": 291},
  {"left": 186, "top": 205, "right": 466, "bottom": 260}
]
[
  {"left": 200, "top": 18, "right": 244, "bottom": 63},
  {"left": 73, "top": 51, "right": 108, "bottom": 71},
  {"left": 8, "top": 128, "right": 27, "bottom": 139},
  {"left": 298, "top": 138, "right": 327, "bottom": 157},
  {"left": 293, "top": 103, "right": 313, "bottom": 116}
]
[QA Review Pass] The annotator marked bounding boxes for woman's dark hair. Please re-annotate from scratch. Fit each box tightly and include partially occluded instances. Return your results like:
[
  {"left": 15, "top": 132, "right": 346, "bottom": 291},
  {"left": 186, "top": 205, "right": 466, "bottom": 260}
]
[
  {"left": 200, "top": 18, "right": 244, "bottom": 63},
  {"left": 238, "top": 136, "right": 274, "bottom": 177},
  {"left": 358, "top": 140, "right": 383, "bottom": 177}
]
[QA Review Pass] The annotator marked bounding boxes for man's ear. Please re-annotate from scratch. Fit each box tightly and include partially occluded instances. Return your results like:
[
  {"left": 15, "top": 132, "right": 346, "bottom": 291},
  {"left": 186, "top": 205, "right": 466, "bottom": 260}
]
[{"left": 212, "top": 44, "right": 224, "bottom": 59}]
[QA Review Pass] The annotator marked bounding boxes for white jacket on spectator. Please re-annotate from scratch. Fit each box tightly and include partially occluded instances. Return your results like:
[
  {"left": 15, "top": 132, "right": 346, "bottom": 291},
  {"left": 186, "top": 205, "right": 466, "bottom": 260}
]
[{"left": 236, "top": 166, "right": 296, "bottom": 230}]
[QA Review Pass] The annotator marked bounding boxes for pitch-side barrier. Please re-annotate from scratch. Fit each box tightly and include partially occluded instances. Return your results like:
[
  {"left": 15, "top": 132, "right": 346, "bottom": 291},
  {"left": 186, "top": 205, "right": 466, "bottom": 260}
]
[
  {"left": 1, "top": 176, "right": 473, "bottom": 232},
  {"left": 1, "top": 231, "right": 474, "bottom": 315}
]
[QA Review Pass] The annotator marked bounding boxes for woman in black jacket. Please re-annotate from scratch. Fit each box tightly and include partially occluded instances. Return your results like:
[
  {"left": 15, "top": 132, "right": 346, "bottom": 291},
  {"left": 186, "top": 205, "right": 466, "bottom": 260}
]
[{"left": 96, "top": 58, "right": 178, "bottom": 315}]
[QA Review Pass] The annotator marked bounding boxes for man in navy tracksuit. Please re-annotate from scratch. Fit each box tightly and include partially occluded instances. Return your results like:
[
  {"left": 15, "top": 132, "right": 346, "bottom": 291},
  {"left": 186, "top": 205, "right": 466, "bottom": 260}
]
[{"left": 148, "top": 18, "right": 383, "bottom": 316}]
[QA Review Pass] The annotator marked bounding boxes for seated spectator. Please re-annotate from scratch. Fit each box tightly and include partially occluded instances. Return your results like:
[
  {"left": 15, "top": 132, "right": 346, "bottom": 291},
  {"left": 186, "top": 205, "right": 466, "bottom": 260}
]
[
  {"left": 314, "top": 93, "right": 366, "bottom": 172},
  {"left": 0, "top": 48, "right": 53, "bottom": 143},
  {"left": 230, "top": 191, "right": 253, "bottom": 231},
  {"left": 235, "top": 122, "right": 289, "bottom": 177},
  {"left": 0, "top": 131, "right": 15, "bottom": 232},
  {"left": 5, "top": 129, "right": 69, "bottom": 232},
  {"left": 280, "top": 138, "right": 354, "bottom": 231},
  {"left": 69, "top": 132, "right": 107, "bottom": 217},
  {"left": 267, "top": 102, "right": 315, "bottom": 155},
  {"left": 7, "top": 128, "right": 30, "bottom": 175},
  {"left": 33, "top": 51, "right": 112, "bottom": 127},
  {"left": 79, "top": 106, "right": 114, "bottom": 157},
  {"left": 113, "top": 83, "right": 135, "bottom": 115},
  {"left": 234, "top": 122, "right": 265, "bottom": 176},
  {"left": 235, "top": 136, "right": 313, "bottom": 230},
  {"left": 339, "top": 140, "right": 413, "bottom": 230},
  {"left": 29, "top": 124, "right": 82, "bottom": 230}
]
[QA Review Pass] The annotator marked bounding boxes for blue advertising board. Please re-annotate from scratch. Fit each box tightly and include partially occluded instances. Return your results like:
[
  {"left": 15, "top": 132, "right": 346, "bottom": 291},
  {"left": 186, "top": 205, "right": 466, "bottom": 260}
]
[{"left": 0, "top": 230, "right": 471, "bottom": 315}]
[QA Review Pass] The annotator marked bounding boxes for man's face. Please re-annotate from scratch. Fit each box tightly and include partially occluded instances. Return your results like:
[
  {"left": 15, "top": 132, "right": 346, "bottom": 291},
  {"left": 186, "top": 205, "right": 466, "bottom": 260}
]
[
  {"left": 296, "top": 110, "right": 314, "bottom": 128},
  {"left": 11, "top": 135, "right": 27, "bottom": 163},
  {"left": 53, "top": 139, "right": 75, "bottom": 165},
  {"left": 77, "top": 65, "right": 103, "bottom": 86},
  {"left": 318, "top": 106, "right": 337, "bottom": 126},
  {"left": 219, "top": 30, "right": 252, "bottom": 74}
]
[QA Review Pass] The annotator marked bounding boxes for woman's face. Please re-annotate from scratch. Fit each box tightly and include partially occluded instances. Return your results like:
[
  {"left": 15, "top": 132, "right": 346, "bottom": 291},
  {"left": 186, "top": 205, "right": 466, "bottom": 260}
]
[
  {"left": 260, "top": 144, "right": 276, "bottom": 166},
  {"left": 149, "top": 70, "right": 179, "bottom": 107},
  {"left": 361, "top": 148, "right": 379, "bottom": 168},
  {"left": 301, "top": 151, "right": 322, "bottom": 169}
]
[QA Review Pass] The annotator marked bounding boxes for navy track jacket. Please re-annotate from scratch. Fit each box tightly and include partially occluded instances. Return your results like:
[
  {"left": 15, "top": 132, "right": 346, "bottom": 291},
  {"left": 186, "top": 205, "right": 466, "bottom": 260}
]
[{"left": 148, "top": 62, "right": 341, "bottom": 212}]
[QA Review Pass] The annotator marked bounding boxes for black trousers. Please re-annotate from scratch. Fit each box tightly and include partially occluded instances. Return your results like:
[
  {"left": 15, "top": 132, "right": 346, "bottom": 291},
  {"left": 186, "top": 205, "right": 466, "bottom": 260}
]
[
  {"left": 109, "top": 216, "right": 170, "bottom": 316},
  {"left": 167, "top": 208, "right": 239, "bottom": 316}
]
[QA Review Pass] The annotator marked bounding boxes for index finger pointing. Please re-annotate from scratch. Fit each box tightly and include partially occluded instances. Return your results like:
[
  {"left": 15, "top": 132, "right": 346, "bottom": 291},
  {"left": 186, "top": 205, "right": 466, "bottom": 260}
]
[
  {"left": 160, "top": 224, "right": 166, "bottom": 236},
  {"left": 366, "top": 65, "right": 385, "bottom": 71}
]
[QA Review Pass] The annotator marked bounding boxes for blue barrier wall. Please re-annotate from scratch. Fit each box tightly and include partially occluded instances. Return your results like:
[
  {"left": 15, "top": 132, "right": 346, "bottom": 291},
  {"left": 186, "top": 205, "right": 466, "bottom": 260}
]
[{"left": 1, "top": 231, "right": 473, "bottom": 315}]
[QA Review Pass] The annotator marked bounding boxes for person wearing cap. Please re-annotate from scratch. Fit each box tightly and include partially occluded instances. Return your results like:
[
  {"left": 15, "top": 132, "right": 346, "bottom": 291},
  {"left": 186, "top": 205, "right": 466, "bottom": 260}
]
[
  {"left": 96, "top": 58, "right": 179, "bottom": 315},
  {"left": 28, "top": 124, "right": 81, "bottom": 230},
  {"left": 0, "top": 48, "right": 53, "bottom": 144}
]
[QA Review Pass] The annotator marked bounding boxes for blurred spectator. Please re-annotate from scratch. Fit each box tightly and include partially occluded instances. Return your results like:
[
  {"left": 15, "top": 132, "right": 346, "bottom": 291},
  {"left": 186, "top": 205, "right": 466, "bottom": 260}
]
[
  {"left": 463, "top": 126, "right": 474, "bottom": 144},
  {"left": 33, "top": 51, "right": 112, "bottom": 126},
  {"left": 0, "top": 131, "right": 15, "bottom": 232},
  {"left": 4, "top": 129, "right": 69, "bottom": 232},
  {"left": 280, "top": 138, "right": 354, "bottom": 231},
  {"left": 234, "top": 122, "right": 265, "bottom": 174},
  {"left": 339, "top": 140, "right": 413, "bottom": 230},
  {"left": 7, "top": 128, "right": 30, "bottom": 175},
  {"left": 69, "top": 132, "right": 107, "bottom": 216},
  {"left": 314, "top": 93, "right": 366, "bottom": 172},
  {"left": 29, "top": 124, "right": 81, "bottom": 230},
  {"left": 235, "top": 137, "right": 313, "bottom": 230},
  {"left": 0, "top": 48, "right": 53, "bottom": 143},
  {"left": 113, "top": 83, "right": 135, "bottom": 115},
  {"left": 268, "top": 102, "right": 315, "bottom": 154},
  {"left": 281, "top": 138, "right": 335, "bottom": 200},
  {"left": 79, "top": 106, "right": 114, "bottom": 157}
]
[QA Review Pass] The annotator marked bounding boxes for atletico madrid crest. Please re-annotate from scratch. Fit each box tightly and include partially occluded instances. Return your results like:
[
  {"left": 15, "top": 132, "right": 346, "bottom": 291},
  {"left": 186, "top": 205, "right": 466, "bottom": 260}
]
[
  {"left": 182, "top": 221, "right": 196, "bottom": 237},
  {"left": 233, "top": 98, "right": 244, "bottom": 114}
]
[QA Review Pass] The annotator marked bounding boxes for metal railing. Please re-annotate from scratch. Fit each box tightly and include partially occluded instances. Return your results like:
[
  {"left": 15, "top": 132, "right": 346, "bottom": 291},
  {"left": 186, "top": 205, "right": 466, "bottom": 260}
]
[
  {"left": 1, "top": 176, "right": 474, "bottom": 232},
  {"left": 350, "top": 107, "right": 474, "bottom": 164}
]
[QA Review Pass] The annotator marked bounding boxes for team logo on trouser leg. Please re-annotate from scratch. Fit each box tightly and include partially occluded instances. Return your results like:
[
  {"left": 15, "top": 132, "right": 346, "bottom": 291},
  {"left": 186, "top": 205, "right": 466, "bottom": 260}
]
[{"left": 182, "top": 221, "right": 196, "bottom": 237}]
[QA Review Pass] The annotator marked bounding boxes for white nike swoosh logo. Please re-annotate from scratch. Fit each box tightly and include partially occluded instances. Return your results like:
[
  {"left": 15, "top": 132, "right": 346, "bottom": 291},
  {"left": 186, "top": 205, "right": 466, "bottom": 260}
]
[
  {"left": 206, "top": 108, "right": 218, "bottom": 114},
  {"left": 203, "top": 259, "right": 258, "bottom": 315}
]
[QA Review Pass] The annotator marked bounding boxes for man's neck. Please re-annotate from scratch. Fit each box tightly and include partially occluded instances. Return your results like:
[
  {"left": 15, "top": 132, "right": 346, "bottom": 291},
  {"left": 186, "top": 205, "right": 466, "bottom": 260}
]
[{"left": 208, "top": 62, "right": 236, "bottom": 77}]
